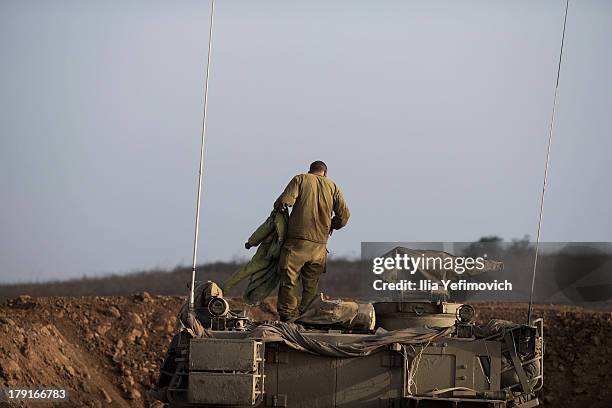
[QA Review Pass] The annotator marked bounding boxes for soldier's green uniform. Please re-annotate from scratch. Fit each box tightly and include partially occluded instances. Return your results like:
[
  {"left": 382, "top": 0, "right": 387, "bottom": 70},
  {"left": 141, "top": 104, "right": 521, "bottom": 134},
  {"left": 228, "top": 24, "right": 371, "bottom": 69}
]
[{"left": 274, "top": 173, "right": 350, "bottom": 321}]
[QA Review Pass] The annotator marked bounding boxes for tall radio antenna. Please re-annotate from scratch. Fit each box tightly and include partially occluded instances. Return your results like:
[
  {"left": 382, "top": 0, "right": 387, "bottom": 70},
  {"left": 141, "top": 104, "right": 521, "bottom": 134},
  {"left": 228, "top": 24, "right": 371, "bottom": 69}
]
[
  {"left": 190, "top": 0, "right": 216, "bottom": 310},
  {"left": 527, "top": 0, "right": 569, "bottom": 325}
]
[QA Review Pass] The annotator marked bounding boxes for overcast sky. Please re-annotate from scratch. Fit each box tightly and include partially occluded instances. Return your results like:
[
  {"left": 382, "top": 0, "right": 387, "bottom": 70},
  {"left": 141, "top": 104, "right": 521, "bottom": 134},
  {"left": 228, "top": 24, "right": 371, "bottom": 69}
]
[{"left": 1, "top": 0, "right": 611, "bottom": 283}]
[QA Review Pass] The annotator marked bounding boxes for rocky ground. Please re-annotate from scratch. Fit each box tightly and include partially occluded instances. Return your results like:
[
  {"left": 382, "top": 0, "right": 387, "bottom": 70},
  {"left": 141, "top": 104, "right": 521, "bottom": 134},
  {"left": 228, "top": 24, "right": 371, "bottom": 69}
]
[
  {"left": 475, "top": 302, "right": 612, "bottom": 407},
  {"left": 0, "top": 295, "right": 611, "bottom": 407}
]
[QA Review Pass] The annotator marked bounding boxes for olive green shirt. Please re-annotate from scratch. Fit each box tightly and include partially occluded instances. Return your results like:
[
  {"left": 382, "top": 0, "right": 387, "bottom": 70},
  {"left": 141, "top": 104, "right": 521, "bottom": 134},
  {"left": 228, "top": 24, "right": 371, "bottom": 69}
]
[{"left": 274, "top": 173, "right": 350, "bottom": 244}]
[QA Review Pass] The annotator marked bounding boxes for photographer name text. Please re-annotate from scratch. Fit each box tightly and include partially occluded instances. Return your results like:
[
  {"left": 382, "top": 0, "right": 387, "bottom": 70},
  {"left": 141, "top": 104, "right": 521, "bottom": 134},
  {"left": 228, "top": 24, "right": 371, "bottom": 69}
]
[{"left": 372, "top": 279, "right": 513, "bottom": 291}]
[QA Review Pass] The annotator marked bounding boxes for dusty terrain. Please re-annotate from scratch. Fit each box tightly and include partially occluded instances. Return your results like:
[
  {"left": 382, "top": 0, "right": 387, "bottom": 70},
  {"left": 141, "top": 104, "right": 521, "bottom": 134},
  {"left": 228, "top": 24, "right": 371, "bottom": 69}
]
[{"left": 1, "top": 294, "right": 611, "bottom": 408}]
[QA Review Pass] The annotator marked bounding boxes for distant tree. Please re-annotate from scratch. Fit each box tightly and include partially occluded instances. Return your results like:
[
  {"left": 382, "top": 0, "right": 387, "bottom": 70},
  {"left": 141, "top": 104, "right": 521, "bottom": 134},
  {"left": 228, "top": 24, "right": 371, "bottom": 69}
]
[
  {"left": 478, "top": 235, "right": 503, "bottom": 243},
  {"left": 507, "top": 235, "right": 531, "bottom": 256},
  {"left": 462, "top": 235, "right": 504, "bottom": 258},
  {"left": 462, "top": 235, "right": 532, "bottom": 259}
]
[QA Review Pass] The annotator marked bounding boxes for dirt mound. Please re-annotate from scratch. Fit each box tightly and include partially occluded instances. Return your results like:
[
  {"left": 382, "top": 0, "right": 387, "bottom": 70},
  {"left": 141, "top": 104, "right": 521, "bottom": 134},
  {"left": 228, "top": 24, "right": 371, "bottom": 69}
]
[
  {"left": 0, "top": 295, "right": 611, "bottom": 407},
  {"left": 475, "top": 302, "right": 612, "bottom": 407}
]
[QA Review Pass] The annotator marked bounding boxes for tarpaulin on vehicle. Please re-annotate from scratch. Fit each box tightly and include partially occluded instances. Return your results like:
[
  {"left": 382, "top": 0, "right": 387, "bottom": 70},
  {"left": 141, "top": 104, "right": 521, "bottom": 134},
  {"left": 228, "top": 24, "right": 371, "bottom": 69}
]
[
  {"left": 246, "top": 321, "right": 454, "bottom": 358},
  {"left": 295, "top": 293, "right": 376, "bottom": 331}
]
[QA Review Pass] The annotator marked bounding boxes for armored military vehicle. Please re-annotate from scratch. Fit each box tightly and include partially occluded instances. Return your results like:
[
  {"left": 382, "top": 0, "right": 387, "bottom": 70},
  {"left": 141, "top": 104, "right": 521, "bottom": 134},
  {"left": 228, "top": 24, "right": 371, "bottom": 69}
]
[{"left": 155, "top": 277, "right": 543, "bottom": 408}]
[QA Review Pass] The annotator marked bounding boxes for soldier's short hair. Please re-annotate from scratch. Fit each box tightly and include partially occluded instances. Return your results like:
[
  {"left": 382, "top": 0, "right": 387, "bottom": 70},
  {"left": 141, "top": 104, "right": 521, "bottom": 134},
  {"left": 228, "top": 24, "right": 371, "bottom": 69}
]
[{"left": 309, "top": 161, "right": 327, "bottom": 174}]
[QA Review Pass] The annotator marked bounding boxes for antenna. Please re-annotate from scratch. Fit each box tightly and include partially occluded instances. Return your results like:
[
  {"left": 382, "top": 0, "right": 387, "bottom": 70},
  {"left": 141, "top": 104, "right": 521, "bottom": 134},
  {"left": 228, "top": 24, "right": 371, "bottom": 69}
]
[
  {"left": 527, "top": 0, "right": 569, "bottom": 325},
  {"left": 190, "top": 0, "right": 216, "bottom": 310}
]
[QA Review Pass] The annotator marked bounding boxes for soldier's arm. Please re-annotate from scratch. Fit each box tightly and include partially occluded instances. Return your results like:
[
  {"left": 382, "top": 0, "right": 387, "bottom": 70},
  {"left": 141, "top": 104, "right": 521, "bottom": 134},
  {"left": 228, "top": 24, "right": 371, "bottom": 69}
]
[
  {"left": 331, "top": 187, "right": 350, "bottom": 230},
  {"left": 274, "top": 175, "right": 301, "bottom": 211}
]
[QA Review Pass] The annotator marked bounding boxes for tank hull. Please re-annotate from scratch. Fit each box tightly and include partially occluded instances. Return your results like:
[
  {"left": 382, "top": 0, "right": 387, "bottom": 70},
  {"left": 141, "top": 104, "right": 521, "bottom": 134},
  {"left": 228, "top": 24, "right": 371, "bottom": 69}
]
[{"left": 166, "top": 324, "right": 542, "bottom": 408}]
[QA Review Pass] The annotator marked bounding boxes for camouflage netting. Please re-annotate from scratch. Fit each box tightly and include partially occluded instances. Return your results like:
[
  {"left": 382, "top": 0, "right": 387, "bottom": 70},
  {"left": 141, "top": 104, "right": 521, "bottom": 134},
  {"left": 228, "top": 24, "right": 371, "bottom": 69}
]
[{"left": 246, "top": 321, "right": 454, "bottom": 358}]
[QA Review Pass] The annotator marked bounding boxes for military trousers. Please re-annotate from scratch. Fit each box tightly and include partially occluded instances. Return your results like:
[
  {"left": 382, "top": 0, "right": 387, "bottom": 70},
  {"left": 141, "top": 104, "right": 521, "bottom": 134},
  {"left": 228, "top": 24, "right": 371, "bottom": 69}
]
[{"left": 277, "top": 238, "right": 327, "bottom": 321}]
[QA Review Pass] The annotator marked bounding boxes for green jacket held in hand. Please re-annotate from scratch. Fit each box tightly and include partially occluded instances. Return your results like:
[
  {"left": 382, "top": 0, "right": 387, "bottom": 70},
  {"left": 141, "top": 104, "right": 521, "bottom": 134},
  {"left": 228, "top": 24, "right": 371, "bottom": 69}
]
[
  {"left": 223, "top": 209, "right": 289, "bottom": 304},
  {"left": 224, "top": 173, "right": 349, "bottom": 304},
  {"left": 274, "top": 173, "right": 350, "bottom": 244}
]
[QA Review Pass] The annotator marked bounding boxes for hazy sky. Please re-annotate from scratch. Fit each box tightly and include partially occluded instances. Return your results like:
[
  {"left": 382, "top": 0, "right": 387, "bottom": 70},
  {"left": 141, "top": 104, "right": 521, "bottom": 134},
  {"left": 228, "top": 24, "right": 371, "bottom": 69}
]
[{"left": 1, "top": 0, "right": 611, "bottom": 283}]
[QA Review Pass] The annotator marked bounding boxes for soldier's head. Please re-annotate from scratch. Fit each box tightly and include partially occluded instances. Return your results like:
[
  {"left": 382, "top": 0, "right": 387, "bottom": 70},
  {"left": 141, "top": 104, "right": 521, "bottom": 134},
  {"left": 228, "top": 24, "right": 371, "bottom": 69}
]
[{"left": 309, "top": 160, "right": 327, "bottom": 176}]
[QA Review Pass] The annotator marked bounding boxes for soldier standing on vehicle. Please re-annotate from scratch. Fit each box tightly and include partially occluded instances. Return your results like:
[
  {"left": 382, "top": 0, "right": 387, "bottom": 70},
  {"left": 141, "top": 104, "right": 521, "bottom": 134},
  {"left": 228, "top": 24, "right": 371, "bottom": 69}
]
[{"left": 274, "top": 161, "right": 350, "bottom": 321}]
